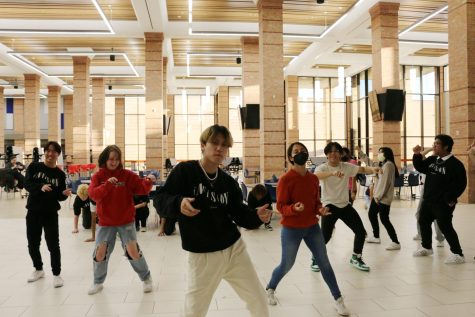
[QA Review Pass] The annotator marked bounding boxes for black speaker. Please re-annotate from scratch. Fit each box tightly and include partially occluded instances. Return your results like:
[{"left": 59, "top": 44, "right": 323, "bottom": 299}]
[
  {"left": 163, "top": 115, "right": 167, "bottom": 135},
  {"left": 377, "top": 93, "right": 387, "bottom": 115},
  {"left": 384, "top": 89, "right": 405, "bottom": 121},
  {"left": 239, "top": 105, "right": 246, "bottom": 129},
  {"left": 245, "top": 104, "right": 260, "bottom": 129}
]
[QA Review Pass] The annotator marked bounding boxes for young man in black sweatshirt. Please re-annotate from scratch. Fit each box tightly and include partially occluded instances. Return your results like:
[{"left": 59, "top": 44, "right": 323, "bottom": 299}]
[
  {"left": 24, "top": 141, "right": 71, "bottom": 287},
  {"left": 155, "top": 125, "right": 272, "bottom": 317},
  {"left": 412, "top": 134, "right": 467, "bottom": 264}
]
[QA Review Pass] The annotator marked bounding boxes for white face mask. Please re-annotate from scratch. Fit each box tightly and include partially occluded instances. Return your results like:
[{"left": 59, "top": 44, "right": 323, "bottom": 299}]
[{"left": 377, "top": 153, "right": 385, "bottom": 162}]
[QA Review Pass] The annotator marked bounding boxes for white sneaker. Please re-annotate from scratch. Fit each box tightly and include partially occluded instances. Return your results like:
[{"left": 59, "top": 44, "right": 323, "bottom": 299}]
[
  {"left": 27, "top": 270, "right": 44, "bottom": 283},
  {"left": 386, "top": 242, "right": 401, "bottom": 251},
  {"left": 413, "top": 247, "right": 433, "bottom": 257},
  {"left": 413, "top": 234, "right": 421, "bottom": 240},
  {"left": 444, "top": 254, "right": 465, "bottom": 264},
  {"left": 53, "top": 275, "right": 64, "bottom": 288},
  {"left": 266, "top": 288, "right": 277, "bottom": 305},
  {"left": 88, "top": 283, "right": 104, "bottom": 295},
  {"left": 334, "top": 297, "right": 350, "bottom": 316},
  {"left": 436, "top": 240, "right": 445, "bottom": 248},
  {"left": 365, "top": 237, "right": 381, "bottom": 244},
  {"left": 143, "top": 276, "right": 153, "bottom": 293},
  {"left": 141, "top": 227, "right": 147, "bottom": 232}
]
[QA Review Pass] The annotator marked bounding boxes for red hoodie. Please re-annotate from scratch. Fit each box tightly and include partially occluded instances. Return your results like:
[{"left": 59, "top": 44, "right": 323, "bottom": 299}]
[
  {"left": 88, "top": 168, "right": 153, "bottom": 226},
  {"left": 276, "top": 169, "right": 322, "bottom": 228}
]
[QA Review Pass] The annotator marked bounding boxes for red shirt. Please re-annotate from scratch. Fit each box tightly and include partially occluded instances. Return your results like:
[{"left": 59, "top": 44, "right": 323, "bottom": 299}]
[
  {"left": 88, "top": 168, "right": 153, "bottom": 226},
  {"left": 276, "top": 169, "right": 322, "bottom": 228}
]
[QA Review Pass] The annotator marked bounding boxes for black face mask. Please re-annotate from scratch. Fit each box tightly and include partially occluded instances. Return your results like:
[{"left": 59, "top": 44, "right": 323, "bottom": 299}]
[{"left": 293, "top": 151, "right": 309, "bottom": 165}]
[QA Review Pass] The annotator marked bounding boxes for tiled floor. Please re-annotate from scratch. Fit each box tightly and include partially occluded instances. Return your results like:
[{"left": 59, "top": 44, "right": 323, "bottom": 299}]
[{"left": 0, "top": 193, "right": 474, "bottom": 316}]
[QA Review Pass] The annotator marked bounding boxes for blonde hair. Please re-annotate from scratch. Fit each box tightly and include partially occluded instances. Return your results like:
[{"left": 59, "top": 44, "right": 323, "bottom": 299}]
[
  {"left": 199, "top": 124, "right": 233, "bottom": 147},
  {"left": 77, "top": 184, "right": 89, "bottom": 200}
]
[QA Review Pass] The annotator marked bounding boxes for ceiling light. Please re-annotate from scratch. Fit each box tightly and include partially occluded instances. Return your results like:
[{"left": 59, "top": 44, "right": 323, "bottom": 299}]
[{"left": 399, "top": 5, "right": 448, "bottom": 37}]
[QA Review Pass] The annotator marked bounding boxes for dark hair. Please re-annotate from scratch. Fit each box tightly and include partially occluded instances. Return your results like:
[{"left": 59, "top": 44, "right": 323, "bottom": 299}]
[
  {"left": 249, "top": 184, "right": 267, "bottom": 198},
  {"left": 286, "top": 142, "right": 309, "bottom": 165},
  {"left": 324, "top": 142, "right": 343, "bottom": 156},
  {"left": 200, "top": 124, "right": 233, "bottom": 147},
  {"left": 98, "top": 145, "right": 123, "bottom": 169},
  {"left": 378, "top": 147, "right": 399, "bottom": 178},
  {"left": 44, "top": 141, "right": 62, "bottom": 154},
  {"left": 341, "top": 147, "right": 351, "bottom": 162},
  {"left": 435, "top": 134, "right": 454, "bottom": 153}
]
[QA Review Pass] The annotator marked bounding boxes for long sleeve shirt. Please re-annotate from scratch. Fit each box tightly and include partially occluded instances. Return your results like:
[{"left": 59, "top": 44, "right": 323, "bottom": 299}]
[
  {"left": 24, "top": 162, "right": 68, "bottom": 212},
  {"left": 372, "top": 161, "right": 396, "bottom": 205},
  {"left": 413, "top": 154, "right": 467, "bottom": 205},
  {"left": 155, "top": 161, "right": 263, "bottom": 253},
  {"left": 88, "top": 168, "right": 153, "bottom": 226},
  {"left": 276, "top": 169, "right": 322, "bottom": 228}
]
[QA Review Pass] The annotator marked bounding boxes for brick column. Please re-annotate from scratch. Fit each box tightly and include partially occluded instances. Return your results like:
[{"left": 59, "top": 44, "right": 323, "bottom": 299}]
[
  {"left": 63, "top": 95, "right": 73, "bottom": 157},
  {"left": 448, "top": 0, "right": 475, "bottom": 203},
  {"left": 24, "top": 74, "right": 41, "bottom": 154},
  {"left": 47, "top": 85, "right": 61, "bottom": 142},
  {"left": 217, "top": 86, "right": 229, "bottom": 127},
  {"left": 72, "top": 56, "right": 91, "bottom": 164},
  {"left": 0, "top": 87, "right": 4, "bottom": 152},
  {"left": 92, "top": 78, "right": 105, "bottom": 163},
  {"left": 115, "top": 97, "right": 125, "bottom": 157},
  {"left": 13, "top": 99, "right": 25, "bottom": 149},
  {"left": 241, "top": 37, "right": 261, "bottom": 181},
  {"left": 162, "top": 57, "right": 169, "bottom": 164},
  {"left": 285, "top": 75, "right": 299, "bottom": 150},
  {"left": 258, "top": 0, "right": 286, "bottom": 180},
  {"left": 145, "top": 32, "right": 164, "bottom": 174},
  {"left": 166, "top": 94, "right": 175, "bottom": 159},
  {"left": 369, "top": 2, "right": 401, "bottom": 166}
]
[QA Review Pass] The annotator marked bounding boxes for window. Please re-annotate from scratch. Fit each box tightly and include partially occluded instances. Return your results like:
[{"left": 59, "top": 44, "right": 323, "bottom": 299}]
[
  {"left": 228, "top": 87, "right": 243, "bottom": 158},
  {"left": 124, "top": 97, "right": 146, "bottom": 170}
]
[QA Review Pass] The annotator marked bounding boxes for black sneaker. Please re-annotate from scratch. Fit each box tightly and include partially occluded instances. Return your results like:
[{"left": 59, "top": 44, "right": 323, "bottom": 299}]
[
  {"left": 350, "top": 254, "right": 370, "bottom": 271},
  {"left": 310, "top": 256, "right": 320, "bottom": 272}
]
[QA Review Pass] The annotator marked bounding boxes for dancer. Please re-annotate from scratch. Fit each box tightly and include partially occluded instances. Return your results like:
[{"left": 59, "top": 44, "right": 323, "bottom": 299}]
[
  {"left": 266, "top": 142, "right": 349, "bottom": 316},
  {"left": 155, "top": 124, "right": 272, "bottom": 317},
  {"left": 72, "top": 184, "right": 91, "bottom": 233},
  {"left": 248, "top": 184, "right": 274, "bottom": 231},
  {"left": 315, "top": 142, "right": 380, "bottom": 271},
  {"left": 365, "top": 147, "right": 401, "bottom": 250},
  {"left": 87, "top": 145, "right": 156, "bottom": 294},
  {"left": 413, "top": 135, "right": 467, "bottom": 264},
  {"left": 24, "top": 141, "right": 71, "bottom": 288}
]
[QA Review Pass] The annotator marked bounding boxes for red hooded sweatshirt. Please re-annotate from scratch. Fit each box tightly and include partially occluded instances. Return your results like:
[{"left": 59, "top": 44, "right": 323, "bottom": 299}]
[{"left": 88, "top": 168, "right": 153, "bottom": 226}]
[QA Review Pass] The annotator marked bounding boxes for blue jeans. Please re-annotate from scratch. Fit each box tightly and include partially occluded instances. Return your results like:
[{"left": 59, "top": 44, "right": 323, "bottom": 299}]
[
  {"left": 93, "top": 222, "right": 151, "bottom": 284},
  {"left": 267, "top": 224, "right": 342, "bottom": 300}
]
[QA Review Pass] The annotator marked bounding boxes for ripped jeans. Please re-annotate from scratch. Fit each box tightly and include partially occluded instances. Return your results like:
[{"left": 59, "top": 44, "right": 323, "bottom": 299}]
[{"left": 93, "top": 222, "right": 151, "bottom": 284}]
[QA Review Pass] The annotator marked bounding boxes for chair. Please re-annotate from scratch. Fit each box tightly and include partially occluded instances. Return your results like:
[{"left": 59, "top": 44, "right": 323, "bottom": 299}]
[
  {"left": 394, "top": 174, "right": 404, "bottom": 198},
  {"left": 243, "top": 168, "right": 259, "bottom": 184},
  {"left": 264, "top": 183, "right": 277, "bottom": 203},
  {"left": 407, "top": 173, "right": 420, "bottom": 199},
  {"left": 240, "top": 182, "right": 248, "bottom": 203}
]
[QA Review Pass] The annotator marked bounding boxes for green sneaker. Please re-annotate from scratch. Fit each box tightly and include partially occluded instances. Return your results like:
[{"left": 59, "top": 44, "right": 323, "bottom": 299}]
[
  {"left": 310, "top": 257, "right": 320, "bottom": 272},
  {"left": 350, "top": 254, "right": 370, "bottom": 271}
]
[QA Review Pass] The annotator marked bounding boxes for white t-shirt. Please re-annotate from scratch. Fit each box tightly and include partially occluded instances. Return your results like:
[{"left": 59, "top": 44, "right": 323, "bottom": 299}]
[{"left": 316, "top": 162, "right": 360, "bottom": 208}]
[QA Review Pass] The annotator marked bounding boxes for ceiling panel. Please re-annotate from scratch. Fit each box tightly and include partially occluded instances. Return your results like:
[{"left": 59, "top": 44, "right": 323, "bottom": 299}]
[
  {"left": 410, "top": 48, "right": 448, "bottom": 57},
  {"left": 0, "top": 0, "right": 136, "bottom": 20},
  {"left": 334, "top": 44, "right": 372, "bottom": 54},
  {"left": 399, "top": 0, "right": 447, "bottom": 33}
]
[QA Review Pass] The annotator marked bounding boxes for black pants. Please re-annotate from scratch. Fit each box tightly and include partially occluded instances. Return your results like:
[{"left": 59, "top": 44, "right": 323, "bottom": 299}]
[
  {"left": 321, "top": 204, "right": 367, "bottom": 255},
  {"left": 163, "top": 217, "right": 177, "bottom": 235},
  {"left": 26, "top": 210, "right": 61, "bottom": 275},
  {"left": 419, "top": 200, "right": 463, "bottom": 256},
  {"left": 135, "top": 208, "right": 150, "bottom": 228},
  {"left": 368, "top": 199, "right": 399, "bottom": 243}
]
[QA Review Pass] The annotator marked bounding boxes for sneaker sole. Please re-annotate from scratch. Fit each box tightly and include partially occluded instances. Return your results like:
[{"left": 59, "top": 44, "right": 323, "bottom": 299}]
[
  {"left": 311, "top": 268, "right": 321, "bottom": 272},
  {"left": 350, "top": 261, "right": 370, "bottom": 271}
]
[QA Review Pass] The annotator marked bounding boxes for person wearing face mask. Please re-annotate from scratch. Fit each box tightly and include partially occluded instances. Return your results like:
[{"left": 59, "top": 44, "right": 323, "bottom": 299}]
[
  {"left": 266, "top": 142, "right": 350, "bottom": 316},
  {"left": 412, "top": 134, "right": 467, "bottom": 264},
  {"left": 315, "top": 142, "right": 381, "bottom": 272},
  {"left": 365, "top": 147, "right": 400, "bottom": 250}
]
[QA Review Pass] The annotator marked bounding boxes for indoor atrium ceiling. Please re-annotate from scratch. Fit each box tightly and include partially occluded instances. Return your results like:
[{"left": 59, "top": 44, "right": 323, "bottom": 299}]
[{"left": 0, "top": 0, "right": 449, "bottom": 97}]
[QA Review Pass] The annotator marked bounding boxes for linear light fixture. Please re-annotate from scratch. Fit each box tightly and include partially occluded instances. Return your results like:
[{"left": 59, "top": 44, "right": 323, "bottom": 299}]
[
  {"left": 188, "top": 0, "right": 363, "bottom": 39},
  {"left": 8, "top": 51, "right": 139, "bottom": 78},
  {"left": 0, "top": 0, "right": 114, "bottom": 35},
  {"left": 399, "top": 5, "right": 448, "bottom": 37},
  {"left": 399, "top": 40, "right": 448, "bottom": 46},
  {"left": 63, "top": 85, "right": 74, "bottom": 92}
]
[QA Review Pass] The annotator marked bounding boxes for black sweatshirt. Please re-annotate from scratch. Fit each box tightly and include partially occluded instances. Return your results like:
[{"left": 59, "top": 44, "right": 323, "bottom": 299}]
[
  {"left": 25, "top": 162, "right": 68, "bottom": 212},
  {"left": 155, "top": 161, "right": 263, "bottom": 253},
  {"left": 413, "top": 154, "right": 467, "bottom": 205}
]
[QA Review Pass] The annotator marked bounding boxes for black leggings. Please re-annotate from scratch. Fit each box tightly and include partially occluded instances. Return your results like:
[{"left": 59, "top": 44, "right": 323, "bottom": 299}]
[
  {"left": 368, "top": 199, "right": 399, "bottom": 243},
  {"left": 321, "top": 204, "right": 367, "bottom": 255},
  {"left": 26, "top": 210, "right": 61, "bottom": 275}
]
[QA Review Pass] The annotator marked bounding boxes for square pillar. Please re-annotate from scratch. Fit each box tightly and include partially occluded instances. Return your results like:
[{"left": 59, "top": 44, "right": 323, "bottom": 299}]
[
  {"left": 115, "top": 97, "right": 125, "bottom": 157},
  {"left": 0, "top": 87, "right": 4, "bottom": 152},
  {"left": 14, "top": 99, "right": 25, "bottom": 149},
  {"left": 72, "top": 56, "right": 91, "bottom": 164},
  {"left": 92, "top": 78, "right": 105, "bottom": 163},
  {"left": 217, "top": 86, "right": 229, "bottom": 127},
  {"left": 48, "top": 85, "right": 62, "bottom": 142},
  {"left": 63, "top": 95, "right": 73, "bottom": 157},
  {"left": 166, "top": 94, "right": 175, "bottom": 159},
  {"left": 24, "top": 74, "right": 41, "bottom": 154},
  {"left": 285, "top": 75, "right": 299, "bottom": 150}
]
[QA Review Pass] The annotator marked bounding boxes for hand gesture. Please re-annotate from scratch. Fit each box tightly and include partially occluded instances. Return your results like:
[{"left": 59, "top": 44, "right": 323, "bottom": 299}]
[
  {"left": 62, "top": 188, "right": 72, "bottom": 196},
  {"left": 332, "top": 170, "right": 344, "bottom": 178},
  {"left": 107, "top": 177, "right": 118, "bottom": 185},
  {"left": 373, "top": 167, "right": 383, "bottom": 174},
  {"left": 319, "top": 206, "right": 332, "bottom": 216},
  {"left": 413, "top": 145, "right": 422, "bottom": 154},
  {"left": 293, "top": 202, "right": 305, "bottom": 213},
  {"left": 146, "top": 174, "right": 157, "bottom": 183},
  {"left": 41, "top": 184, "right": 52, "bottom": 192},
  {"left": 180, "top": 197, "right": 200, "bottom": 217},
  {"left": 256, "top": 204, "right": 272, "bottom": 223}
]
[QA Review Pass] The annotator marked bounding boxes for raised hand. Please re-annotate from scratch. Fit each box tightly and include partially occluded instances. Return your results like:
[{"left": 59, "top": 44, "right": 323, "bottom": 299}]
[
  {"left": 293, "top": 202, "right": 305, "bottom": 213},
  {"left": 413, "top": 145, "right": 422, "bottom": 154},
  {"left": 41, "top": 184, "right": 52, "bottom": 192},
  {"left": 180, "top": 197, "right": 200, "bottom": 217},
  {"left": 256, "top": 204, "right": 272, "bottom": 223}
]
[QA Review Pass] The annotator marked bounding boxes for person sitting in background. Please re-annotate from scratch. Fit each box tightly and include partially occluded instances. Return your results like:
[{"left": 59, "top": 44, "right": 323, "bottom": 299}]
[
  {"left": 248, "top": 184, "right": 273, "bottom": 231},
  {"left": 134, "top": 194, "right": 150, "bottom": 232},
  {"left": 72, "top": 184, "right": 92, "bottom": 233}
]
